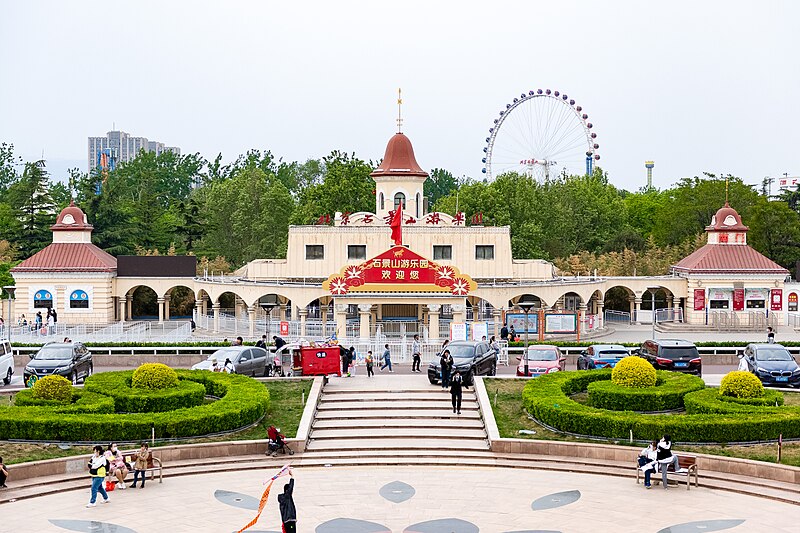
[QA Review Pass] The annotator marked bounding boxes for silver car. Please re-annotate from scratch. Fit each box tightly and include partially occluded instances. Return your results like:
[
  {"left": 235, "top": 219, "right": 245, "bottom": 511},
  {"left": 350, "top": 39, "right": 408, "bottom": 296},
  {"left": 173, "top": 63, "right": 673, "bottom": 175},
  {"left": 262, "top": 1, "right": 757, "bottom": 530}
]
[{"left": 191, "top": 346, "right": 269, "bottom": 377}]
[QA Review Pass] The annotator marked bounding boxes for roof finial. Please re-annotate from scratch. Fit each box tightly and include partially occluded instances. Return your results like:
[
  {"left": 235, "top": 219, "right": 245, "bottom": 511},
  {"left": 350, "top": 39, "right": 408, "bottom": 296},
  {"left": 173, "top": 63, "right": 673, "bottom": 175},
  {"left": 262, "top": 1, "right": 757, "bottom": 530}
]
[
  {"left": 396, "top": 88, "right": 403, "bottom": 133},
  {"left": 724, "top": 173, "right": 729, "bottom": 206}
]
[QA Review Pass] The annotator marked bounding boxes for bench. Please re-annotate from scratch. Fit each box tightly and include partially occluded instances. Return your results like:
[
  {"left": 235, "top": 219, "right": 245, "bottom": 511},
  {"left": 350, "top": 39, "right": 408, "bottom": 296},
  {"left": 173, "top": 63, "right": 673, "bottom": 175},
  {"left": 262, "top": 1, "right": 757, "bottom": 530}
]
[
  {"left": 636, "top": 454, "right": 698, "bottom": 490},
  {"left": 121, "top": 453, "right": 163, "bottom": 484}
]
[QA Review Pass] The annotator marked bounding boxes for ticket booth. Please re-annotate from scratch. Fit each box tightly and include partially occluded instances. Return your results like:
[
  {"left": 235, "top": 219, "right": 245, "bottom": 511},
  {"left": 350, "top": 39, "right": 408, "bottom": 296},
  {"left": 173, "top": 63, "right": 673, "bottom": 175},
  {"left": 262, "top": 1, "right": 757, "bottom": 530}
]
[{"left": 293, "top": 345, "right": 342, "bottom": 377}]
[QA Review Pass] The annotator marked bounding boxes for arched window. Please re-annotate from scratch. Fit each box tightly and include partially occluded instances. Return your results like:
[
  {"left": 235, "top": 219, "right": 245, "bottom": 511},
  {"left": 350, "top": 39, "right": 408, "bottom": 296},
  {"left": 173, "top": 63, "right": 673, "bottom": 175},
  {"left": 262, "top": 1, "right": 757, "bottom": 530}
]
[
  {"left": 394, "top": 192, "right": 406, "bottom": 210},
  {"left": 70, "top": 290, "right": 90, "bottom": 309},
  {"left": 379, "top": 192, "right": 384, "bottom": 211},
  {"left": 415, "top": 192, "right": 421, "bottom": 218},
  {"left": 34, "top": 290, "right": 53, "bottom": 309}
]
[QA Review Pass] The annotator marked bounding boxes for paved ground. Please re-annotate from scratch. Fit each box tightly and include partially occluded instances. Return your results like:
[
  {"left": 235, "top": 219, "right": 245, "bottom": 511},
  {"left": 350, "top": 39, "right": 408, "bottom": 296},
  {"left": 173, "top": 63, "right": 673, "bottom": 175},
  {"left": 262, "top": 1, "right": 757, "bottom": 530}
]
[{"left": 2, "top": 466, "right": 798, "bottom": 533}]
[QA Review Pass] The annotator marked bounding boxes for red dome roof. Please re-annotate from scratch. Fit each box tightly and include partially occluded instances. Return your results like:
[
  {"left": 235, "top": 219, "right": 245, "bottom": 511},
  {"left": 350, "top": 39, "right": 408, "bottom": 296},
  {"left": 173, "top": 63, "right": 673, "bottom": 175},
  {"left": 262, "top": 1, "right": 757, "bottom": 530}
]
[
  {"left": 705, "top": 202, "right": 748, "bottom": 232},
  {"left": 370, "top": 133, "right": 429, "bottom": 179},
  {"left": 51, "top": 200, "right": 93, "bottom": 231}
]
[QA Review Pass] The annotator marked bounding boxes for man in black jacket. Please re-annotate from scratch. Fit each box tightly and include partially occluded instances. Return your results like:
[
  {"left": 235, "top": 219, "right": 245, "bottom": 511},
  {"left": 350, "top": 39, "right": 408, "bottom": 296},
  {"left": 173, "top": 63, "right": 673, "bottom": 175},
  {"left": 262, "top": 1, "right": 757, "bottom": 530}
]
[{"left": 278, "top": 470, "right": 297, "bottom": 532}]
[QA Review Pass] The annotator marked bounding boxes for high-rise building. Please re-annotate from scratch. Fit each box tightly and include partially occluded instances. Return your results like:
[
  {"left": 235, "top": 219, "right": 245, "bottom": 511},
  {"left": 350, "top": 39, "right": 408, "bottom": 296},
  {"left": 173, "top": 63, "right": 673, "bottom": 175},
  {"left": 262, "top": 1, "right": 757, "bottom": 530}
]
[{"left": 87, "top": 130, "right": 180, "bottom": 172}]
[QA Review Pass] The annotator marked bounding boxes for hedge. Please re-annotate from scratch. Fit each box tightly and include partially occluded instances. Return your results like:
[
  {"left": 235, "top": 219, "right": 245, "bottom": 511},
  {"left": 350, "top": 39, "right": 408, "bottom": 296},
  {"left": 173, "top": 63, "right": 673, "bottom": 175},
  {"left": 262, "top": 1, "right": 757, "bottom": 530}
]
[
  {"left": 13, "top": 388, "right": 115, "bottom": 414},
  {"left": 84, "top": 373, "right": 205, "bottom": 413},
  {"left": 684, "top": 388, "right": 791, "bottom": 414},
  {"left": 0, "top": 370, "right": 269, "bottom": 442},
  {"left": 587, "top": 371, "right": 704, "bottom": 412},
  {"left": 522, "top": 370, "right": 800, "bottom": 442}
]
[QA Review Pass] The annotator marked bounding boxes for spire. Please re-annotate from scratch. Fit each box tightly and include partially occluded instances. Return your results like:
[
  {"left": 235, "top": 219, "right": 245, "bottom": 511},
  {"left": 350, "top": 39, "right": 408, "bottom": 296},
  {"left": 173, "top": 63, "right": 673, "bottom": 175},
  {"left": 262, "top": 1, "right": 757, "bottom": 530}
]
[
  {"left": 396, "top": 88, "right": 403, "bottom": 133},
  {"left": 724, "top": 174, "right": 729, "bottom": 206}
]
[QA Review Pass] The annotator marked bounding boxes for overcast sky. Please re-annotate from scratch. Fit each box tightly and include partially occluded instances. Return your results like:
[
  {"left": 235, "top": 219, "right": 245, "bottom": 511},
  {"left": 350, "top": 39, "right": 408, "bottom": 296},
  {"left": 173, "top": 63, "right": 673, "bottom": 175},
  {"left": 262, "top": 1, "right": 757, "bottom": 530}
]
[{"left": 1, "top": 0, "right": 796, "bottom": 192}]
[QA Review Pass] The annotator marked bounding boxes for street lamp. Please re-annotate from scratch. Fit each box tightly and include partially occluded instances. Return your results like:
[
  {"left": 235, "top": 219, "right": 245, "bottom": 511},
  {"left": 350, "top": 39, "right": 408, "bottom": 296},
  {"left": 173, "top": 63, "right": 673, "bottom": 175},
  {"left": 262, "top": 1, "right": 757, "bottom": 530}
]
[
  {"left": 259, "top": 295, "right": 279, "bottom": 346},
  {"left": 647, "top": 287, "right": 659, "bottom": 340},
  {"left": 3, "top": 286, "right": 15, "bottom": 342},
  {"left": 518, "top": 298, "right": 536, "bottom": 377}
]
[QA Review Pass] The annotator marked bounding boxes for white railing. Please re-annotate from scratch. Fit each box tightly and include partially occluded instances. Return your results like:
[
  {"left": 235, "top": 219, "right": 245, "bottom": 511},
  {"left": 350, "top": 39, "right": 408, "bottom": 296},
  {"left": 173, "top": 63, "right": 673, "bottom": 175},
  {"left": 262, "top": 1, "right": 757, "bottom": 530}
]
[
  {"left": 788, "top": 313, "right": 800, "bottom": 329},
  {"left": 604, "top": 310, "right": 631, "bottom": 324}
]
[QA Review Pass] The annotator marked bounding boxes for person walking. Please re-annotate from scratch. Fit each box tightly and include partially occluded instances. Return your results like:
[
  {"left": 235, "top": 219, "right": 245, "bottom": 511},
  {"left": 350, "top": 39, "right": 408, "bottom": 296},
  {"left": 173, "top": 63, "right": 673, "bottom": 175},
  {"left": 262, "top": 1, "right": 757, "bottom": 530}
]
[
  {"left": 349, "top": 346, "right": 357, "bottom": 376},
  {"left": 342, "top": 346, "right": 351, "bottom": 377},
  {"left": 35, "top": 311, "right": 42, "bottom": 331},
  {"left": 440, "top": 349, "right": 453, "bottom": 390},
  {"left": 278, "top": 469, "right": 297, "bottom": 533},
  {"left": 500, "top": 322, "right": 509, "bottom": 341},
  {"left": 131, "top": 442, "right": 149, "bottom": 489},
  {"left": 657, "top": 434, "right": 680, "bottom": 489},
  {"left": 379, "top": 344, "right": 393, "bottom": 372},
  {"left": 637, "top": 440, "right": 659, "bottom": 489},
  {"left": 449, "top": 370, "right": 467, "bottom": 414},
  {"left": 86, "top": 445, "right": 110, "bottom": 507},
  {"left": 256, "top": 335, "right": 267, "bottom": 349},
  {"left": 47, "top": 309, "right": 55, "bottom": 335},
  {"left": 365, "top": 351, "right": 374, "bottom": 377},
  {"left": 411, "top": 334, "right": 422, "bottom": 373},
  {"left": 509, "top": 325, "right": 516, "bottom": 342},
  {"left": 767, "top": 326, "right": 775, "bottom": 344}
]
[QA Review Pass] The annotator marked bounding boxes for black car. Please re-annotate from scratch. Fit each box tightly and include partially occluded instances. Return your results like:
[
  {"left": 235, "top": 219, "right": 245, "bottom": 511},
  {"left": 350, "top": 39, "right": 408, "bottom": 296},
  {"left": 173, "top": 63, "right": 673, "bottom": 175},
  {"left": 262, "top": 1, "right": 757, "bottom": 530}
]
[
  {"left": 742, "top": 344, "right": 800, "bottom": 387},
  {"left": 427, "top": 341, "right": 497, "bottom": 385},
  {"left": 636, "top": 339, "right": 701, "bottom": 375},
  {"left": 23, "top": 342, "right": 93, "bottom": 386}
]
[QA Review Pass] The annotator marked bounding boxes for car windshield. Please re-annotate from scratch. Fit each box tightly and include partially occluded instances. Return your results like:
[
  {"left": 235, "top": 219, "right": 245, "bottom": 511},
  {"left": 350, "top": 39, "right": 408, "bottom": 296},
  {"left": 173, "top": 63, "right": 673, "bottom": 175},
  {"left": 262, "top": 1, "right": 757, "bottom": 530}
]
[
  {"left": 447, "top": 345, "right": 475, "bottom": 359},
  {"left": 596, "top": 350, "right": 627, "bottom": 358},
  {"left": 35, "top": 347, "right": 73, "bottom": 360},
  {"left": 755, "top": 348, "right": 793, "bottom": 361},
  {"left": 660, "top": 347, "right": 699, "bottom": 359},
  {"left": 526, "top": 349, "right": 557, "bottom": 361},
  {"left": 209, "top": 348, "right": 241, "bottom": 360}
]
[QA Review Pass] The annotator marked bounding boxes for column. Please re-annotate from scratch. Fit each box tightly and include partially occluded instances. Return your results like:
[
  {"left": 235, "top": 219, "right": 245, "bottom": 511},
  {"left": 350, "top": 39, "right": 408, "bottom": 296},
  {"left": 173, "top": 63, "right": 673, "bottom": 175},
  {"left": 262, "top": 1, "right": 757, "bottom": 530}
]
[
  {"left": 634, "top": 297, "right": 642, "bottom": 325},
  {"left": 157, "top": 297, "right": 165, "bottom": 323},
  {"left": 427, "top": 304, "right": 441, "bottom": 341},
  {"left": 673, "top": 298, "right": 681, "bottom": 323},
  {"left": 194, "top": 300, "right": 202, "bottom": 327},
  {"left": 358, "top": 304, "right": 371, "bottom": 340},
  {"left": 492, "top": 309, "right": 501, "bottom": 339},
  {"left": 334, "top": 303, "right": 348, "bottom": 341},
  {"left": 321, "top": 305, "right": 328, "bottom": 336},
  {"left": 280, "top": 303, "right": 287, "bottom": 322},
  {"left": 290, "top": 302, "right": 297, "bottom": 321},
  {"left": 578, "top": 303, "right": 588, "bottom": 334},
  {"left": 213, "top": 302, "right": 221, "bottom": 333},
  {"left": 451, "top": 303, "right": 466, "bottom": 324},
  {"left": 628, "top": 297, "right": 635, "bottom": 322},
  {"left": 119, "top": 297, "right": 127, "bottom": 322},
  {"left": 376, "top": 304, "right": 383, "bottom": 320},
  {"left": 164, "top": 295, "right": 171, "bottom": 321},
  {"left": 597, "top": 301, "right": 605, "bottom": 329},
  {"left": 201, "top": 296, "right": 208, "bottom": 317},
  {"left": 299, "top": 308, "right": 308, "bottom": 338},
  {"left": 248, "top": 305, "right": 256, "bottom": 337}
]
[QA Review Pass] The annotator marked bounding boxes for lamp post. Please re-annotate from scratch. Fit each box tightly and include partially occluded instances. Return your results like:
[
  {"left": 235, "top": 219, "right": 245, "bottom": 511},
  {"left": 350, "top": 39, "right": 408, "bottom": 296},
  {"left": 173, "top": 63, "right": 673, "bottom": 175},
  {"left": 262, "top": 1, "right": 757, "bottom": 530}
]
[
  {"left": 259, "top": 295, "right": 279, "bottom": 347},
  {"left": 647, "top": 287, "right": 658, "bottom": 340},
  {"left": 3, "top": 286, "right": 15, "bottom": 342},
  {"left": 518, "top": 299, "right": 536, "bottom": 377}
]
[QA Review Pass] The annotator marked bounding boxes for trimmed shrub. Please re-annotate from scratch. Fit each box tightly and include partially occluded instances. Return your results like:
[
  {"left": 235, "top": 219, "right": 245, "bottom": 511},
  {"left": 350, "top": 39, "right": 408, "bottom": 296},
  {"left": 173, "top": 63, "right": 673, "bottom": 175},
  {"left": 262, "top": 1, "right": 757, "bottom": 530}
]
[
  {"left": 611, "top": 356, "right": 656, "bottom": 388},
  {"left": 719, "top": 371, "right": 764, "bottom": 399},
  {"left": 0, "top": 370, "right": 269, "bottom": 442},
  {"left": 522, "top": 370, "right": 800, "bottom": 442},
  {"left": 132, "top": 363, "right": 179, "bottom": 390},
  {"left": 84, "top": 372, "right": 205, "bottom": 413},
  {"left": 14, "top": 388, "right": 115, "bottom": 413},
  {"left": 588, "top": 371, "right": 704, "bottom": 411},
  {"left": 683, "top": 388, "right": 787, "bottom": 414},
  {"left": 31, "top": 375, "right": 73, "bottom": 402}
]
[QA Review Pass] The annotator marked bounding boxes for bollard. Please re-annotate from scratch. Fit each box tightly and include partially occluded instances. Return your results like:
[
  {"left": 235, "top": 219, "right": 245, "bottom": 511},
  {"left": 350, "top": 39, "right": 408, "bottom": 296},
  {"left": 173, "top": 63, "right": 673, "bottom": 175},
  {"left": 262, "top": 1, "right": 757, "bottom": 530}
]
[
  {"left": 151, "top": 425, "right": 155, "bottom": 447},
  {"left": 778, "top": 433, "right": 783, "bottom": 463},
  {"left": 302, "top": 390, "right": 305, "bottom": 407},
  {"left": 629, "top": 429, "right": 633, "bottom": 443},
  {"left": 494, "top": 389, "right": 498, "bottom": 408}
]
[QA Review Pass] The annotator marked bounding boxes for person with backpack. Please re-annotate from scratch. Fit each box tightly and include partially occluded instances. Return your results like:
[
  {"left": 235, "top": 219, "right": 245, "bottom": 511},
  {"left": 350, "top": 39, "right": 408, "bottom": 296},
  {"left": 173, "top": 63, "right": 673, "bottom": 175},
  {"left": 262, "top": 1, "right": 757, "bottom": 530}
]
[
  {"left": 365, "top": 351, "right": 374, "bottom": 377},
  {"left": 86, "top": 445, "right": 110, "bottom": 507}
]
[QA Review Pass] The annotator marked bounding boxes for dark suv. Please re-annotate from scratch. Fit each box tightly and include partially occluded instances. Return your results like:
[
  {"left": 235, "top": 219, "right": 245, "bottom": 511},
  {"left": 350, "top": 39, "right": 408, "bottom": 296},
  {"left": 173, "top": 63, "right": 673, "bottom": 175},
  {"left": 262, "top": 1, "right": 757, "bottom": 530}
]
[
  {"left": 23, "top": 342, "right": 93, "bottom": 386},
  {"left": 428, "top": 340, "right": 497, "bottom": 385},
  {"left": 636, "top": 339, "right": 701, "bottom": 375}
]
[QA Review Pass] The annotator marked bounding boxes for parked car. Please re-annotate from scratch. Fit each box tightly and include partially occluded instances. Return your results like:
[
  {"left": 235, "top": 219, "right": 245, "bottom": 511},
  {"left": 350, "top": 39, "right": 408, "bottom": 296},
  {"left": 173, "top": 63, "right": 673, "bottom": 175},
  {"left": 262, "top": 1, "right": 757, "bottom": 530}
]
[
  {"left": 191, "top": 346, "right": 269, "bottom": 377},
  {"left": 742, "top": 344, "right": 800, "bottom": 387},
  {"left": 428, "top": 341, "right": 497, "bottom": 385},
  {"left": 636, "top": 339, "right": 701, "bottom": 375},
  {"left": 0, "top": 338, "right": 13, "bottom": 385},
  {"left": 23, "top": 342, "right": 92, "bottom": 386},
  {"left": 584, "top": 344, "right": 629, "bottom": 369},
  {"left": 516, "top": 345, "right": 566, "bottom": 377}
]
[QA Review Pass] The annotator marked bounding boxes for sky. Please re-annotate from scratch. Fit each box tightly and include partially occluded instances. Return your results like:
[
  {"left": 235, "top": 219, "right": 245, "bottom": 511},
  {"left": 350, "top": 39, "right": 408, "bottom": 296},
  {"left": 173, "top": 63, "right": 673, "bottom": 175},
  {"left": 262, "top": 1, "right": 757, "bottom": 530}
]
[{"left": 0, "top": 0, "right": 797, "bottom": 192}]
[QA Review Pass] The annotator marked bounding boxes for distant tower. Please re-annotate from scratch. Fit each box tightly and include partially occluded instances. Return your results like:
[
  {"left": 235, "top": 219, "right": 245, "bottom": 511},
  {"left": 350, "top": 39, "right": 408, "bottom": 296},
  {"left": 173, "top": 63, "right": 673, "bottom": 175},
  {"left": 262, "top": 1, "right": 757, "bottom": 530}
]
[{"left": 645, "top": 161, "right": 655, "bottom": 189}]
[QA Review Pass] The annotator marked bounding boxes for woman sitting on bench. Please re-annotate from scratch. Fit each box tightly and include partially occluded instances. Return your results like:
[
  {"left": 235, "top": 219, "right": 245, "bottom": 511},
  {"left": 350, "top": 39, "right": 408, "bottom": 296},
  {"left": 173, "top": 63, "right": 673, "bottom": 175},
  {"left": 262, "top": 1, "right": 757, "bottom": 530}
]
[{"left": 657, "top": 434, "right": 680, "bottom": 489}]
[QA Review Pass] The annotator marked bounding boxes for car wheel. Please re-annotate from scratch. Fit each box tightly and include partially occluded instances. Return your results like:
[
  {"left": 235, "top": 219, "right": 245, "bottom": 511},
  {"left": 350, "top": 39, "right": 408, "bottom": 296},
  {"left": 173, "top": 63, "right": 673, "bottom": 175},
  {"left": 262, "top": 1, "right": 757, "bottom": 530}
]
[
  {"left": 3, "top": 368, "right": 11, "bottom": 385},
  {"left": 428, "top": 377, "right": 438, "bottom": 385},
  {"left": 489, "top": 363, "right": 497, "bottom": 376},
  {"left": 71, "top": 371, "right": 78, "bottom": 385}
]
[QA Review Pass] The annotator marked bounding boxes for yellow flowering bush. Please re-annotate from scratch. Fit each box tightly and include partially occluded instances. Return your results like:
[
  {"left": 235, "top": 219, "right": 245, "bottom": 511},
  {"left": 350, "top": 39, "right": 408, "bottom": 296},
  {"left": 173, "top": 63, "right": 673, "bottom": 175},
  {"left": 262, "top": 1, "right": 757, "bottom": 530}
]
[
  {"left": 611, "top": 356, "right": 657, "bottom": 388},
  {"left": 31, "top": 375, "right": 73, "bottom": 402},
  {"left": 719, "top": 370, "right": 764, "bottom": 399},
  {"left": 131, "top": 363, "right": 179, "bottom": 390}
]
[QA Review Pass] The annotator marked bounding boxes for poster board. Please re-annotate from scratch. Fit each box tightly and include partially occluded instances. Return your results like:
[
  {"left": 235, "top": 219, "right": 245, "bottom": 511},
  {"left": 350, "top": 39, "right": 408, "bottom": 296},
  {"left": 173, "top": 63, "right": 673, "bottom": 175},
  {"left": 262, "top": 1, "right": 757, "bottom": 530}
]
[
  {"left": 450, "top": 322, "right": 467, "bottom": 341},
  {"left": 544, "top": 313, "right": 577, "bottom": 334},
  {"left": 471, "top": 322, "right": 489, "bottom": 341},
  {"left": 504, "top": 313, "right": 538, "bottom": 334}
]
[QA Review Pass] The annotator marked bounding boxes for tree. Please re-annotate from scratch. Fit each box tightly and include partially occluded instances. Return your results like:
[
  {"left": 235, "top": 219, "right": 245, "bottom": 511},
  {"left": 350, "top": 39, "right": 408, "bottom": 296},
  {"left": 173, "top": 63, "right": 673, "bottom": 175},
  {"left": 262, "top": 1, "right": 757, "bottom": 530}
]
[
  {"left": 0, "top": 142, "right": 21, "bottom": 201},
  {"left": 5, "top": 161, "right": 55, "bottom": 256},
  {"left": 747, "top": 198, "right": 800, "bottom": 276},
  {"left": 424, "top": 168, "right": 459, "bottom": 207}
]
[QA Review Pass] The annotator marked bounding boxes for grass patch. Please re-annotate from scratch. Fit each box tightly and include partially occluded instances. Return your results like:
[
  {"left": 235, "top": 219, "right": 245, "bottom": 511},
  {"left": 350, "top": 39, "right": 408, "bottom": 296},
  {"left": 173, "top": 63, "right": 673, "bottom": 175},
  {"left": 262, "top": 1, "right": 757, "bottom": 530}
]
[
  {"left": 0, "top": 379, "right": 312, "bottom": 464},
  {"left": 485, "top": 378, "right": 800, "bottom": 468}
]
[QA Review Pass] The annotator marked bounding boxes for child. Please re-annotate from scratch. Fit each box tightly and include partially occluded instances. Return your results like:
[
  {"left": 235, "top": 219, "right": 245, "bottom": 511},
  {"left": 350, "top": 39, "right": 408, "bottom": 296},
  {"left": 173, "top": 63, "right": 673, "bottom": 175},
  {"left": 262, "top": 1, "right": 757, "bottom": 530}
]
[
  {"left": 0, "top": 456, "right": 8, "bottom": 488},
  {"left": 131, "top": 442, "right": 149, "bottom": 489},
  {"left": 365, "top": 351, "right": 374, "bottom": 377}
]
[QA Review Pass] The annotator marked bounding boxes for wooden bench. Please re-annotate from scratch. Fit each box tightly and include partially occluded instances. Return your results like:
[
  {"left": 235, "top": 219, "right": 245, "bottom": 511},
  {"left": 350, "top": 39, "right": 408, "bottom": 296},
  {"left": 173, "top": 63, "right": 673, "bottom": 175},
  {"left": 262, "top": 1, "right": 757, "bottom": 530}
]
[
  {"left": 636, "top": 454, "right": 698, "bottom": 490},
  {"left": 121, "top": 454, "right": 163, "bottom": 484}
]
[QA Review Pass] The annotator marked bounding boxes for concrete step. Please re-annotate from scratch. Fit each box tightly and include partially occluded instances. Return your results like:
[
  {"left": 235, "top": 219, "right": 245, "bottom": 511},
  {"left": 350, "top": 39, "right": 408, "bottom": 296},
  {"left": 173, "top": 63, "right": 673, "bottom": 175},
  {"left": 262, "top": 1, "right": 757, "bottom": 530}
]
[
  {"left": 317, "top": 400, "right": 478, "bottom": 411},
  {"left": 305, "top": 438, "right": 490, "bottom": 452},
  {"left": 311, "top": 418, "right": 485, "bottom": 430},
  {"left": 310, "top": 428, "right": 489, "bottom": 439},
  {"left": 321, "top": 392, "right": 478, "bottom": 402},
  {"left": 314, "top": 409, "right": 482, "bottom": 420}
]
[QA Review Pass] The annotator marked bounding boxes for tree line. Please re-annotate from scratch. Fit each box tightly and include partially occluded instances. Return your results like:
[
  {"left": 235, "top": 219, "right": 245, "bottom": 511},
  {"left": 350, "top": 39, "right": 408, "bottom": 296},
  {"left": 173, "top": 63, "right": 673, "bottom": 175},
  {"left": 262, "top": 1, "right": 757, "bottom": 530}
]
[{"left": 0, "top": 141, "right": 798, "bottom": 297}]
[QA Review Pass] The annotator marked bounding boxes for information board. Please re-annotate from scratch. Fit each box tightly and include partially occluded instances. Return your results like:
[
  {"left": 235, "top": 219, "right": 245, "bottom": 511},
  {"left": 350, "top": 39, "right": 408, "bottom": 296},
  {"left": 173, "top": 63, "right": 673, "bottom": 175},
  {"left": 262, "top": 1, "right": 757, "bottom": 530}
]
[
  {"left": 450, "top": 322, "right": 467, "bottom": 341},
  {"left": 544, "top": 313, "right": 577, "bottom": 334},
  {"left": 471, "top": 322, "right": 488, "bottom": 341},
  {"left": 504, "top": 313, "right": 538, "bottom": 334}
]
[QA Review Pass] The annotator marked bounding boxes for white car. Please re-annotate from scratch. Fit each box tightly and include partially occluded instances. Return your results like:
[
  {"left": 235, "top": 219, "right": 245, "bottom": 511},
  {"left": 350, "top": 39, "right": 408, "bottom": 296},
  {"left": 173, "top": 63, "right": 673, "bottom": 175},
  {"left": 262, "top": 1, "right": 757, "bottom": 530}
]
[{"left": 0, "top": 339, "right": 14, "bottom": 385}]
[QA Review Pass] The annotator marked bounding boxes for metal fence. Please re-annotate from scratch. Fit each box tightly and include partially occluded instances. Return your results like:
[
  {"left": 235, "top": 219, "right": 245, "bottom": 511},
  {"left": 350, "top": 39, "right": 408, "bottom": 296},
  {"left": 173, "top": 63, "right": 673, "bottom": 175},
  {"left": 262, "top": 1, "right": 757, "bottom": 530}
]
[
  {"left": 604, "top": 310, "right": 631, "bottom": 324},
  {"left": 1, "top": 321, "right": 193, "bottom": 344}
]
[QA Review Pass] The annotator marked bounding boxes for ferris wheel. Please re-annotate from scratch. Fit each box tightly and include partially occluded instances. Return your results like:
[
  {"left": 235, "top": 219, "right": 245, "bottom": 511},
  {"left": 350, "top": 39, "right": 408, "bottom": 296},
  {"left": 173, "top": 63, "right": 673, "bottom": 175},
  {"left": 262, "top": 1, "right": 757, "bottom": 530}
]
[{"left": 482, "top": 89, "right": 599, "bottom": 181}]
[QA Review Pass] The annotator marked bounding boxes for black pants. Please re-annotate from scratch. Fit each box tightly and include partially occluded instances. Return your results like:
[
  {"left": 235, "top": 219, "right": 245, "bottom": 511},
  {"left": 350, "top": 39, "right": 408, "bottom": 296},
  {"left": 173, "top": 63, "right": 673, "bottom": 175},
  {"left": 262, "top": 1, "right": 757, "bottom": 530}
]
[
  {"left": 282, "top": 521, "right": 297, "bottom": 533},
  {"left": 132, "top": 469, "right": 145, "bottom": 487},
  {"left": 441, "top": 369, "right": 450, "bottom": 388},
  {"left": 366, "top": 364, "right": 374, "bottom": 377},
  {"left": 0, "top": 468, "right": 6, "bottom": 486},
  {"left": 412, "top": 354, "right": 421, "bottom": 371},
  {"left": 451, "top": 391, "right": 462, "bottom": 412}
]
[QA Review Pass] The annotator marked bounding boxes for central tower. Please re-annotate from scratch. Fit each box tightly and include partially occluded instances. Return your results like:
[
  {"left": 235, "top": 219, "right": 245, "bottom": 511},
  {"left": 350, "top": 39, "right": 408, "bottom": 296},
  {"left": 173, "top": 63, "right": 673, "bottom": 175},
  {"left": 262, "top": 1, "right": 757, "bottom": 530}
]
[{"left": 370, "top": 132, "right": 428, "bottom": 220}]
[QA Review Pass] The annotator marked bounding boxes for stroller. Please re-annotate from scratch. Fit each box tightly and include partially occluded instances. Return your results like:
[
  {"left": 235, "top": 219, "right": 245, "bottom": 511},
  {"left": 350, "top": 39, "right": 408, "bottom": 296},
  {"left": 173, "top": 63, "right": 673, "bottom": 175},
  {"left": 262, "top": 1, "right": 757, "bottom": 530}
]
[{"left": 267, "top": 425, "right": 294, "bottom": 457}]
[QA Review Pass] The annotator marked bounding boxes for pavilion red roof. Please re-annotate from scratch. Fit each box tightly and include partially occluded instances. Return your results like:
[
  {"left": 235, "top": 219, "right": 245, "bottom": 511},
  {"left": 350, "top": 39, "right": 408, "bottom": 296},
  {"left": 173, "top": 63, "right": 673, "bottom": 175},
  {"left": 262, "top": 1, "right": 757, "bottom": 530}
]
[
  {"left": 370, "top": 133, "right": 429, "bottom": 179},
  {"left": 672, "top": 244, "right": 788, "bottom": 275},
  {"left": 11, "top": 243, "right": 117, "bottom": 273}
]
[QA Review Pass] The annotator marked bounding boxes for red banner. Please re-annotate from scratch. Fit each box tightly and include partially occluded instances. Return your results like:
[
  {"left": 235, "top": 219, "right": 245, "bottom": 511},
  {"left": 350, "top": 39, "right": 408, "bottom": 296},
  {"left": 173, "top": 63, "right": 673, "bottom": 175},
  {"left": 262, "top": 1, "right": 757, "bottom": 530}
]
[
  {"left": 733, "top": 288, "right": 745, "bottom": 311},
  {"left": 280, "top": 321, "right": 289, "bottom": 336},
  {"left": 693, "top": 289, "right": 706, "bottom": 311},
  {"left": 361, "top": 247, "right": 437, "bottom": 285},
  {"left": 771, "top": 289, "right": 783, "bottom": 311}
]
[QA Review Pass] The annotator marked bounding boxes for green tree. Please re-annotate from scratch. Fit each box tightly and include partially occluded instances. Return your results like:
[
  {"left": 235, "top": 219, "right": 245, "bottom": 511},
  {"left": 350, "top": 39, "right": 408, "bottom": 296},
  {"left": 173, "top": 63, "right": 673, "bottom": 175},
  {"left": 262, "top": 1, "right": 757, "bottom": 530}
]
[
  {"left": 747, "top": 198, "right": 800, "bottom": 275},
  {"left": 424, "top": 168, "right": 459, "bottom": 207},
  {"left": 0, "top": 143, "right": 21, "bottom": 201},
  {"left": 6, "top": 161, "right": 55, "bottom": 256}
]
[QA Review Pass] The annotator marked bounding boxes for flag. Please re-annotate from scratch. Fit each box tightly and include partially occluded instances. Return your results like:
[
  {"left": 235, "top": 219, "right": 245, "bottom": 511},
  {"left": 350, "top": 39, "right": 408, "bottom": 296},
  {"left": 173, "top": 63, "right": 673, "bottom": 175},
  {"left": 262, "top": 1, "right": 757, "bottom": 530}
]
[{"left": 390, "top": 207, "right": 403, "bottom": 246}]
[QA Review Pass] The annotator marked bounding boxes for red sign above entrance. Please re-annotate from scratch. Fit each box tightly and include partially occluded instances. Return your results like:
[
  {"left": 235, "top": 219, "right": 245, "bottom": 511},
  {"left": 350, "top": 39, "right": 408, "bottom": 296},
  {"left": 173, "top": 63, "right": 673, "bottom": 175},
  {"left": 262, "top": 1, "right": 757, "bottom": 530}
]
[{"left": 323, "top": 246, "right": 476, "bottom": 296}]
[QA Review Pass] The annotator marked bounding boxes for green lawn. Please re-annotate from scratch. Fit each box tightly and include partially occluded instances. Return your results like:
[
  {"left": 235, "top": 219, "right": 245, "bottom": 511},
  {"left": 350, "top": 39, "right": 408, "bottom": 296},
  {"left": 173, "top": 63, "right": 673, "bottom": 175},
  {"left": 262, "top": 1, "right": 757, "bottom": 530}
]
[
  {"left": 0, "top": 379, "right": 312, "bottom": 464},
  {"left": 485, "top": 378, "right": 800, "bottom": 468}
]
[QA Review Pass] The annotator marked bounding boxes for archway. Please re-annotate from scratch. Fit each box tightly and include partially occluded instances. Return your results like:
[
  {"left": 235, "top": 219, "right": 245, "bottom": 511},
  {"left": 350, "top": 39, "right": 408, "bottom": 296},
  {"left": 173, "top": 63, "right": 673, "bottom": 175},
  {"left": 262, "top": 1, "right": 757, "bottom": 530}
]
[
  {"left": 130, "top": 285, "right": 158, "bottom": 320},
  {"left": 165, "top": 285, "right": 195, "bottom": 319}
]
